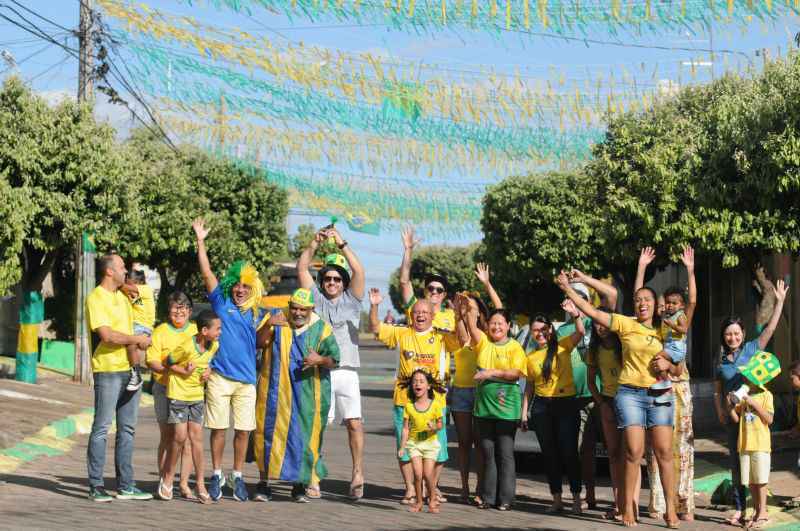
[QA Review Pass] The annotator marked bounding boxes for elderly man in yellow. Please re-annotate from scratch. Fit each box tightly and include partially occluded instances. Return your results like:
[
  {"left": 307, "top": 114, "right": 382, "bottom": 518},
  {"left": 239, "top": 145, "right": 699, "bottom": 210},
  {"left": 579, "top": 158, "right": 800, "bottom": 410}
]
[
  {"left": 369, "top": 287, "right": 461, "bottom": 506},
  {"left": 253, "top": 288, "right": 340, "bottom": 504},
  {"left": 85, "top": 254, "right": 153, "bottom": 502}
]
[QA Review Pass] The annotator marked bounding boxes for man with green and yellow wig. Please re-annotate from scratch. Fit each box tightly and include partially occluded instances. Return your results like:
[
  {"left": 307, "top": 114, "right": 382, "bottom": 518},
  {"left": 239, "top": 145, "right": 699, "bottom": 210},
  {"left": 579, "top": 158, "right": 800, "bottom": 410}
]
[
  {"left": 193, "top": 218, "right": 268, "bottom": 502},
  {"left": 254, "top": 288, "right": 340, "bottom": 503}
]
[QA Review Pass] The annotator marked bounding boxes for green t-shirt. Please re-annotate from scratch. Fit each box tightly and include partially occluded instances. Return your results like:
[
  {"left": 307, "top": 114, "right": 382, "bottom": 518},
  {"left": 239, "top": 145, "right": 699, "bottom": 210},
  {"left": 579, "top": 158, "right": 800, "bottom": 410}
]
[{"left": 557, "top": 318, "right": 596, "bottom": 399}]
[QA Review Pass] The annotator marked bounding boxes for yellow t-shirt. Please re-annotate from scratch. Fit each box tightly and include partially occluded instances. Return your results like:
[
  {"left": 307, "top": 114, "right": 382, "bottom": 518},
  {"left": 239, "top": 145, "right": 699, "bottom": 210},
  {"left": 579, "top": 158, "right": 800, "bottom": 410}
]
[
  {"left": 453, "top": 346, "right": 478, "bottom": 388},
  {"left": 526, "top": 336, "right": 578, "bottom": 397},
  {"left": 476, "top": 332, "right": 527, "bottom": 376},
  {"left": 403, "top": 400, "right": 444, "bottom": 442},
  {"left": 660, "top": 309, "right": 686, "bottom": 343},
  {"left": 377, "top": 323, "right": 461, "bottom": 406},
  {"left": 737, "top": 390, "right": 774, "bottom": 453},
  {"left": 130, "top": 284, "right": 156, "bottom": 328},
  {"left": 145, "top": 322, "right": 198, "bottom": 386},
  {"left": 86, "top": 285, "right": 133, "bottom": 373},
  {"left": 609, "top": 314, "right": 663, "bottom": 389},
  {"left": 404, "top": 295, "right": 457, "bottom": 333},
  {"left": 586, "top": 344, "right": 622, "bottom": 397},
  {"left": 167, "top": 336, "right": 218, "bottom": 402}
]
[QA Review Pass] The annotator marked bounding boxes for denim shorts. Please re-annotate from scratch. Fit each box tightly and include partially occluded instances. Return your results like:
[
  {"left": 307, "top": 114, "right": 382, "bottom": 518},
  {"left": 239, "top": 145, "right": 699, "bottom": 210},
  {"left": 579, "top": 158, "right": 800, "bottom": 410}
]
[
  {"left": 614, "top": 384, "right": 674, "bottom": 429},
  {"left": 449, "top": 386, "right": 475, "bottom": 413},
  {"left": 664, "top": 339, "right": 687, "bottom": 364}
]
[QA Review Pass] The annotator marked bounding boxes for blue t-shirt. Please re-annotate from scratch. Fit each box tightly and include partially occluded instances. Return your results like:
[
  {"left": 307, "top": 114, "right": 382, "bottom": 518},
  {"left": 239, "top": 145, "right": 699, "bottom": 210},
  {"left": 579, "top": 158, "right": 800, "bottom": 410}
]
[
  {"left": 716, "top": 338, "right": 759, "bottom": 395},
  {"left": 208, "top": 285, "right": 266, "bottom": 385}
]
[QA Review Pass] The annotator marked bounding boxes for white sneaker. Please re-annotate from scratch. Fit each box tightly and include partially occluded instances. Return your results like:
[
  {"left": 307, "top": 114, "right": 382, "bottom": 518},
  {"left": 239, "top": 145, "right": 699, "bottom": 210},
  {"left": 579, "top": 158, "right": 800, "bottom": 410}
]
[{"left": 125, "top": 367, "right": 143, "bottom": 391}]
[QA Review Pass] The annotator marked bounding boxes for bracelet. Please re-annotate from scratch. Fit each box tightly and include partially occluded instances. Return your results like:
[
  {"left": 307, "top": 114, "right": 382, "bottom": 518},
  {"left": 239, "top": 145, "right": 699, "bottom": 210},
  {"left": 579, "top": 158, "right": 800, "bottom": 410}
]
[{"left": 338, "top": 241, "right": 348, "bottom": 249}]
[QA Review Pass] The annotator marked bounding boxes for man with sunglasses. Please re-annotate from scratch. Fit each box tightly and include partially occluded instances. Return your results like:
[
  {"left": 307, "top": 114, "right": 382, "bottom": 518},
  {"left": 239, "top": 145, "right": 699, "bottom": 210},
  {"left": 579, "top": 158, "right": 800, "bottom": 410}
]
[
  {"left": 297, "top": 227, "right": 366, "bottom": 500},
  {"left": 398, "top": 226, "right": 457, "bottom": 503}
]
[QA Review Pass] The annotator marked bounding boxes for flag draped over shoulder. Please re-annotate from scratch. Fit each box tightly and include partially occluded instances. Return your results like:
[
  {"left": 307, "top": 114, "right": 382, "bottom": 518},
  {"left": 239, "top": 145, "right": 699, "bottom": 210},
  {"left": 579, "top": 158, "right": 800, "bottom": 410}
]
[{"left": 254, "top": 315, "right": 340, "bottom": 484}]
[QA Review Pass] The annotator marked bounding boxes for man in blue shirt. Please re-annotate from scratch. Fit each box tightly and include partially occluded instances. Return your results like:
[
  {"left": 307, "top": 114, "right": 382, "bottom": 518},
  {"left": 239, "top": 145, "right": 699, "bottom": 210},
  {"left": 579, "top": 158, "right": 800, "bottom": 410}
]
[{"left": 193, "top": 218, "right": 267, "bottom": 502}]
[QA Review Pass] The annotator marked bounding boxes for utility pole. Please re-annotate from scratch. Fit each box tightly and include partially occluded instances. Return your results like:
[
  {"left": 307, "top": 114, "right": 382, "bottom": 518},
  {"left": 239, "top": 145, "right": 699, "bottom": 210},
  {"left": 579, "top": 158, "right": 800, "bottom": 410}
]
[{"left": 74, "top": 0, "right": 95, "bottom": 384}]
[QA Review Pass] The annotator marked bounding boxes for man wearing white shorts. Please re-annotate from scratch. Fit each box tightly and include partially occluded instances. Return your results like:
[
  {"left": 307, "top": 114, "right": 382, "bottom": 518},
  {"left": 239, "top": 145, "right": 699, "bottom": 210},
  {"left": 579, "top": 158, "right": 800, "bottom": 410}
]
[{"left": 298, "top": 226, "right": 366, "bottom": 500}]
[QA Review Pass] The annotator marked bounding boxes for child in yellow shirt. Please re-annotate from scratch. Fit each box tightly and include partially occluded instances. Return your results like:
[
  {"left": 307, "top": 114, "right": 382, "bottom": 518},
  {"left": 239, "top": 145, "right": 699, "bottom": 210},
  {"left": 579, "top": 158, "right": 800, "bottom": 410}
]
[
  {"left": 158, "top": 310, "right": 221, "bottom": 504},
  {"left": 729, "top": 385, "right": 774, "bottom": 529},
  {"left": 122, "top": 270, "right": 156, "bottom": 391},
  {"left": 398, "top": 368, "right": 444, "bottom": 514}
]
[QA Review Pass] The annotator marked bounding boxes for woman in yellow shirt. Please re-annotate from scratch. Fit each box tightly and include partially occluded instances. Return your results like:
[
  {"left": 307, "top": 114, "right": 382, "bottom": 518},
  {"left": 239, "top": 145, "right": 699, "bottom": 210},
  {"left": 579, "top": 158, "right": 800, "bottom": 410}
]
[
  {"left": 559, "top": 271, "right": 681, "bottom": 528},
  {"left": 585, "top": 308, "right": 624, "bottom": 521},
  {"left": 521, "top": 304, "right": 585, "bottom": 514}
]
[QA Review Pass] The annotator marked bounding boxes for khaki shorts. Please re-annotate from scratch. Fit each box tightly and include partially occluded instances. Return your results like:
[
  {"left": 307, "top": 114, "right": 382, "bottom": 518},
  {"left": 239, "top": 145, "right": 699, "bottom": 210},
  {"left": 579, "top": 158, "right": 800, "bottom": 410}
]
[
  {"left": 740, "top": 451, "right": 770, "bottom": 485},
  {"left": 204, "top": 371, "right": 256, "bottom": 431},
  {"left": 406, "top": 437, "right": 441, "bottom": 460}
]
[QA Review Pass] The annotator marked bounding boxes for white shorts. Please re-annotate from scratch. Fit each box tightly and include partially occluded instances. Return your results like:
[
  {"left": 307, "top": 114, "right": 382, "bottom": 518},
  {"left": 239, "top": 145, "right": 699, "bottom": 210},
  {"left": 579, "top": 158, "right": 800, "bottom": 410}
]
[
  {"left": 327, "top": 368, "right": 362, "bottom": 424},
  {"left": 740, "top": 451, "right": 770, "bottom": 485}
]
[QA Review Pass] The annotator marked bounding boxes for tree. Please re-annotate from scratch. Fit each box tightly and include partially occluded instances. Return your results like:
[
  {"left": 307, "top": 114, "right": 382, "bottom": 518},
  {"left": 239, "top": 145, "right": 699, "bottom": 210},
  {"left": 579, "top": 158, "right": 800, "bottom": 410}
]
[
  {"left": 387, "top": 244, "right": 481, "bottom": 313},
  {"left": 480, "top": 171, "right": 607, "bottom": 314},
  {"left": 0, "top": 76, "right": 132, "bottom": 380}
]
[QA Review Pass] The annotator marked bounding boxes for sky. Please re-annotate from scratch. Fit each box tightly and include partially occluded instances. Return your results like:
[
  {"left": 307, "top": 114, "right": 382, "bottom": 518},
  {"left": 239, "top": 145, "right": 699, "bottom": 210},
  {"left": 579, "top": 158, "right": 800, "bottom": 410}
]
[{"left": 1, "top": 1, "right": 797, "bottom": 314}]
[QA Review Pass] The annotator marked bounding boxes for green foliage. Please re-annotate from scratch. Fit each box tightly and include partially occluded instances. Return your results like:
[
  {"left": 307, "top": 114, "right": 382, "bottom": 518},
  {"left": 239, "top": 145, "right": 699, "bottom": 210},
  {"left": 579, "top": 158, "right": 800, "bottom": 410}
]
[{"left": 387, "top": 244, "right": 480, "bottom": 313}]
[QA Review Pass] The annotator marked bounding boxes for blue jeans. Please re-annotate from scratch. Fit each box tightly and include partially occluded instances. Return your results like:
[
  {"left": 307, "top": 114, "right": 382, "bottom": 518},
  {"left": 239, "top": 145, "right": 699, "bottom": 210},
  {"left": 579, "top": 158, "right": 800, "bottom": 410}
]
[
  {"left": 87, "top": 371, "right": 141, "bottom": 490},
  {"left": 726, "top": 423, "right": 746, "bottom": 512},
  {"left": 614, "top": 385, "right": 674, "bottom": 429},
  {"left": 531, "top": 396, "right": 581, "bottom": 495}
]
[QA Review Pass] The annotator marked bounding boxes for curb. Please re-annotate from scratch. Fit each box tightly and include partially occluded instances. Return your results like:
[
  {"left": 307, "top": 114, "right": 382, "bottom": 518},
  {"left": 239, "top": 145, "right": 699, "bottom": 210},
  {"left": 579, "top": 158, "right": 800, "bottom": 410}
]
[
  {"left": 694, "top": 458, "right": 800, "bottom": 529},
  {"left": 0, "top": 393, "right": 154, "bottom": 475}
]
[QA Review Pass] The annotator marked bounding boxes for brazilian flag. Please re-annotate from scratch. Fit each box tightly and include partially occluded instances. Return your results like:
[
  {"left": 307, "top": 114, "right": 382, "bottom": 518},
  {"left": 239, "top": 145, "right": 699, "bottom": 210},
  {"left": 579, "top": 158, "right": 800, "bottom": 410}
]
[
  {"left": 345, "top": 212, "right": 380, "bottom": 235},
  {"left": 738, "top": 350, "right": 782, "bottom": 387}
]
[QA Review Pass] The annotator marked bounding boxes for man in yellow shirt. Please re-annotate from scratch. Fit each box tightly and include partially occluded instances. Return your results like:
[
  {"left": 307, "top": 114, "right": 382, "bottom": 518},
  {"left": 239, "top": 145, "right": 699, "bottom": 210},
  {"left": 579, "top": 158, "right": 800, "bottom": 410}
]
[
  {"left": 369, "top": 287, "right": 461, "bottom": 505},
  {"left": 85, "top": 254, "right": 153, "bottom": 503}
]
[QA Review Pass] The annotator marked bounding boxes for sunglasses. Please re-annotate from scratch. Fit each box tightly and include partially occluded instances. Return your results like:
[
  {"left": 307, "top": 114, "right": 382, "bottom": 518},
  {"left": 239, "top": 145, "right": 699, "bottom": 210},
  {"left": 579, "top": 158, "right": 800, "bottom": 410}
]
[
  {"left": 426, "top": 285, "right": 445, "bottom": 294},
  {"left": 323, "top": 276, "right": 343, "bottom": 284}
]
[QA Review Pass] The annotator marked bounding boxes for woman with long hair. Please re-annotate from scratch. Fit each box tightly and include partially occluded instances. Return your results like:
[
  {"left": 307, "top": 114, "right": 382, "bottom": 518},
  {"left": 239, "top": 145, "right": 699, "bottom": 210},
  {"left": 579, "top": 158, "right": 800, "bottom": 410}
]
[
  {"left": 714, "top": 279, "right": 789, "bottom": 526},
  {"left": 559, "top": 270, "right": 681, "bottom": 528},
  {"left": 521, "top": 303, "right": 585, "bottom": 514}
]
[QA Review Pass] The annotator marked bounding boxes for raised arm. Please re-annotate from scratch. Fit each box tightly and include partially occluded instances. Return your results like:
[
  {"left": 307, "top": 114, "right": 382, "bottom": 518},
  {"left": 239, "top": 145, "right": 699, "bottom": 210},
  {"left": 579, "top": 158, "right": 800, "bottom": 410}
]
[
  {"left": 296, "top": 229, "right": 324, "bottom": 290},
  {"left": 192, "top": 218, "right": 218, "bottom": 293},
  {"left": 475, "top": 262, "right": 503, "bottom": 309},
  {"left": 557, "top": 271, "right": 612, "bottom": 328},
  {"left": 560, "top": 299, "right": 586, "bottom": 345},
  {"left": 399, "top": 227, "right": 419, "bottom": 305},
  {"left": 634, "top": 247, "right": 656, "bottom": 295},
  {"left": 670, "top": 245, "right": 697, "bottom": 335},
  {"left": 330, "top": 228, "right": 365, "bottom": 300},
  {"left": 368, "top": 288, "right": 383, "bottom": 335},
  {"left": 571, "top": 268, "right": 618, "bottom": 310},
  {"left": 757, "top": 278, "right": 789, "bottom": 350}
]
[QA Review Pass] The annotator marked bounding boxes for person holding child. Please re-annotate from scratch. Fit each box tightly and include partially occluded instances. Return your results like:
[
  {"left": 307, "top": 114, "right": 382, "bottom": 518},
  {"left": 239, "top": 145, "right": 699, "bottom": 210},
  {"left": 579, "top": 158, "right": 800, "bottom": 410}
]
[
  {"left": 157, "top": 310, "right": 221, "bottom": 503},
  {"left": 397, "top": 369, "right": 446, "bottom": 514},
  {"left": 146, "top": 291, "right": 197, "bottom": 498}
]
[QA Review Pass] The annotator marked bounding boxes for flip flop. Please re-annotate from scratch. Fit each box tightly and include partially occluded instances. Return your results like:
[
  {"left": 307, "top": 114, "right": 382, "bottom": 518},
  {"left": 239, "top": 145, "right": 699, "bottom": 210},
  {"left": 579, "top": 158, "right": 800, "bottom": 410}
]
[
  {"left": 348, "top": 483, "right": 364, "bottom": 500},
  {"left": 748, "top": 517, "right": 770, "bottom": 529},
  {"left": 180, "top": 487, "right": 197, "bottom": 500},
  {"left": 724, "top": 513, "right": 745, "bottom": 526},
  {"left": 305, "top": 486, "right": 322, "bottom": 499},
  {"left": 157, "top": 479, "right": 173, "bottom": 501},
  {"left": 400, "top": 495, "right": 416, "bottom": 505},
  {"left": 435, "top": 491, "right": 448, "bottom": 504},
  {"left": 197, "top": 491, "right": 212, "bottom": 505}
]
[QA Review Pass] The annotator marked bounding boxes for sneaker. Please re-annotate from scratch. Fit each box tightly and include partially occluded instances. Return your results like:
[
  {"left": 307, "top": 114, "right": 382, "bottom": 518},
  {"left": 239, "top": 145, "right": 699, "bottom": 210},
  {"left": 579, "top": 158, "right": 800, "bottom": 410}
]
[
  {"left": 230, "top": 475, "right": 249, "bottom": 502},
  {"left": 650, "top": 378, "right": 673, "bottom": 392},
  {"left": 89, "top": 487, "right": 113, "bottom": 502},
  {"left": 253, "top": 481, "right": 272, "bottom": 502},
  {"left": 208, "top": 474, "right": 225, "bottom": 502},
  {"left": 125, "top": 367, "right": 143, "bottom": 392},
  {"left": 291, "top": 484, "right": 309, "bottom": 503},
  {"left": 116, "top": 486, "right": 153, "bottom": 500}
]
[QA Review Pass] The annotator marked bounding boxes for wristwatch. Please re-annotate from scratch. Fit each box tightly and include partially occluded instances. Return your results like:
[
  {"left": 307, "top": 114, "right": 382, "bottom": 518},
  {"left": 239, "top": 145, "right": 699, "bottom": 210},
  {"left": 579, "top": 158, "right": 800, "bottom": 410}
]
[{"left": 338, "top": 241, "right": 348, "bottom": 249}]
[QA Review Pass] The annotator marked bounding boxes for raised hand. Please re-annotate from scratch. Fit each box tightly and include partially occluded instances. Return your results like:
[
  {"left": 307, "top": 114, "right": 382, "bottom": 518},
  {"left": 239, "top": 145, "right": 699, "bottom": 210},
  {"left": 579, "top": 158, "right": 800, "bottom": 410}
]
[
  {"left": 774, "top": 279, "right": 790, "bottom": 302},
  {"left": 369, "top": 287, "right": 383, "bottom": 306},
  {"left": 475, "top": 262, "right": 491, "bottom": 284},
  {"left": 555, "top": 270, "right": 571, "bottom": 291},
  {"left": 561, "top": 298, "right": 580, "bottom": 318},
  {"left": 401, "top": 226, "right": 420, "bottom": 251},
  {"left": 680, "top": 245, "right": 695, "bottom": 270},
  {"left": 639, "top": 246, "right": 656, "bottom": 267},
  {"left": 569, "top": 268, "right": 587, "bottom": 282},
  {"left": 192, "top": 218, "right": 209, "bottom": 241}
]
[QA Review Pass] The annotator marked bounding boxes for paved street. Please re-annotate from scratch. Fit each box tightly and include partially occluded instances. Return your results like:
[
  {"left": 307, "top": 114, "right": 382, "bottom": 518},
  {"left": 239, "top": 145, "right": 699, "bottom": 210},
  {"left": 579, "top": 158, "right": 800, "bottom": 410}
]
[{"left": 0, "top": 343, "right": 764, "bottom": 530}]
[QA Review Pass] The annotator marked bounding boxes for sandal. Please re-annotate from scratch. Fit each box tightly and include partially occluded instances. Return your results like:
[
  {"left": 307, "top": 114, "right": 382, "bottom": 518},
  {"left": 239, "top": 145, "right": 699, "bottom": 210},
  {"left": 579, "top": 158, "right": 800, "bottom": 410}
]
[
  {"left": 748, "top": 517, "right": 770, "bottom": 529},
  {"left": 197, "top": 491, "right": 211, "bottom": 505},
  {"left": 157, "top": 479, "right": 173, "bottom": 501},
  {"left": 305, "top": 486, "right": 322, "bottom": 499},
  {"left": 180, "top": 486, "right": 197, "bottom": 500},
  {"left": 725, "top": 512, "right": 745, "bottom": 527},
  {"left": 348, "top": 482, "right": 364, "bottom": 500},
  {"left": 400, "top": 495, "right": 416, "bottom": 505}
]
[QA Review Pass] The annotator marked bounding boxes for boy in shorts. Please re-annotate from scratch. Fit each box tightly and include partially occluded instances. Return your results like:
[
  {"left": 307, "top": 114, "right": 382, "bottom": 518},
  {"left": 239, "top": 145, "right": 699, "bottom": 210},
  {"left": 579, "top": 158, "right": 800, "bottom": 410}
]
[{"left": 123, "top": 270, "right": 156, "bottom": 391}]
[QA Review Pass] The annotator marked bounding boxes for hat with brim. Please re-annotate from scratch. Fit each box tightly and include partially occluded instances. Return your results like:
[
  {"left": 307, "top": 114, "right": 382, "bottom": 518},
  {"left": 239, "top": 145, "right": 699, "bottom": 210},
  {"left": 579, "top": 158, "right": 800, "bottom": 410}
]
[
  {"left": 289, "top": 288, "right": 315, "bottom": 308},
  {"left": 423, "top": 273, "right": 449, "bottom": 293},
  {"left": 318, "top": 253, "right": 351, "bottom": 289}
]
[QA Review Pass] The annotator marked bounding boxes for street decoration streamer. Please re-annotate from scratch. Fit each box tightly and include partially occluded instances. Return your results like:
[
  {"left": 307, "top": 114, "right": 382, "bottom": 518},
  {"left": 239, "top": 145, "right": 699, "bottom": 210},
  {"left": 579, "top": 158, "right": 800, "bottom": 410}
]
[{"left": 177, "top": 0, "right": 796, "bottom": 36}]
